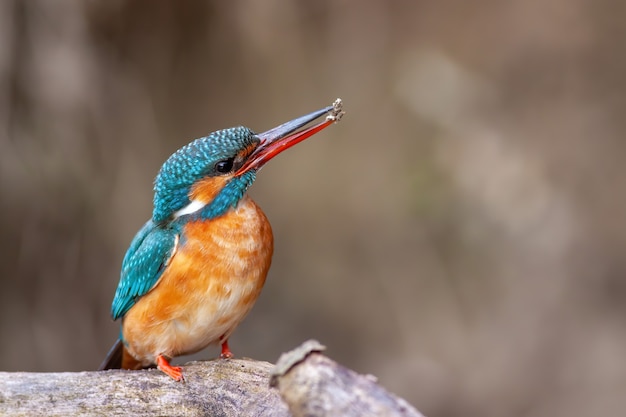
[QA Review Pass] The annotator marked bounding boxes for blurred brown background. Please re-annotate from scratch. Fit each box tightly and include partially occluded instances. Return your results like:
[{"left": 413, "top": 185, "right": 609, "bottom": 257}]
[{"left": 1, "top": 1, "right": 625, "bottom": 416}]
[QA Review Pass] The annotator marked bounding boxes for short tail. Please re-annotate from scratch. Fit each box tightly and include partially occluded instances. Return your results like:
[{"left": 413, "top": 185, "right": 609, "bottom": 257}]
[
  {"left": 99, "top": 339, "right": 143, "bottom": 370},
  {"left": 99, "top": 339, "right": 124, "bottom": 370}
]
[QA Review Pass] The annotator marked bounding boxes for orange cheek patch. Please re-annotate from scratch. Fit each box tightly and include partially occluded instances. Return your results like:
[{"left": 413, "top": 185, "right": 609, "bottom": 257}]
[{"left": 190, "top": 175, "right": 233, "bottom": 204}]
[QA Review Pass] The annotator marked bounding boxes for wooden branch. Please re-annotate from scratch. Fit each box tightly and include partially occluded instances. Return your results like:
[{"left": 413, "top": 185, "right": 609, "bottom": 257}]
[
  {"left": 271, "top": 340, "right": 424, "bottom": 417},
  {"left": 0, "top": 341, "right": 424, "bottom": 417},
  {"left": 0, "top": 359, "right": 289, "bottom": 416}
]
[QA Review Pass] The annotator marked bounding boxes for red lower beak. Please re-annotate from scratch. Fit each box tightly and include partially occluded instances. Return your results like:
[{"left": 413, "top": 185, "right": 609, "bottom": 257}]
[{"left": 236, "top": 99, "right": 343, "bottom": 175}]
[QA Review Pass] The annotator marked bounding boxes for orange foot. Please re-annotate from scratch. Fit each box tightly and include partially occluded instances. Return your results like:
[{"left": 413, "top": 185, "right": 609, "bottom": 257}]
[
  {"left": 220, "top": 340, "right": 234, "bottom": 359},
  {"left": 157, "top": 355, "right": 184, "bottom": 382}
]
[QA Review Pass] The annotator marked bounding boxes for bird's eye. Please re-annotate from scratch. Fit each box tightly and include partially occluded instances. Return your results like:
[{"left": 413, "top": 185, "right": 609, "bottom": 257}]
[{"left": 215, "top": 158, "right": 235, "bottom": 174}]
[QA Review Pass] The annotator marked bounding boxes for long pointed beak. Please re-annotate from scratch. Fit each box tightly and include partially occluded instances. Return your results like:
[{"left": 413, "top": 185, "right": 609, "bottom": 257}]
[{"left": 236, "top": 99, "right": 344, "bottom": 175}]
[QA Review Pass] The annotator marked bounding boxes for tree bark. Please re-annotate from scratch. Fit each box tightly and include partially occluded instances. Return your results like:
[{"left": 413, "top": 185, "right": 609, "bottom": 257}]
[
  {"left": 271, "top": 340, "right": 424, "bottom": 417},
  {"left": 0, "top": 340, "right": 424, "bottom": 417}
]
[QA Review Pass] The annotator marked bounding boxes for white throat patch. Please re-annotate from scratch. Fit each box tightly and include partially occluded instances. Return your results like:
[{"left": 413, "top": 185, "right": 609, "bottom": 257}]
[{"left": 173, "top": 200, "right": 206, "bottom": 219}]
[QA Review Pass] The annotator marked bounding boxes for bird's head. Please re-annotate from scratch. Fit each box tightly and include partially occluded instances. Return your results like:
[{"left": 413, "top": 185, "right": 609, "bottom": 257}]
[{"left": 152, "top": 100, "right": 344, "bottom": 223}]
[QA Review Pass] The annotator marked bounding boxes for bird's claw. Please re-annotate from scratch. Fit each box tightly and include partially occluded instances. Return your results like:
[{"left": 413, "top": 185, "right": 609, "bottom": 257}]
[{"left": 157, "top": 355, "right": 185, "bottom": 382}]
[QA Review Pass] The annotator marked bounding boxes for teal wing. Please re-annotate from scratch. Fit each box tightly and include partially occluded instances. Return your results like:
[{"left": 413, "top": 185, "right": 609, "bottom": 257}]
[{"left": 111, "top": 220, "right": 178, "bottom": 320}]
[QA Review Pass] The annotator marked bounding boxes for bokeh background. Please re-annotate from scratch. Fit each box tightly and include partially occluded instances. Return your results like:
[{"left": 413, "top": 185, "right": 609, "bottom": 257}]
[{"left": 1, "top": 1, "right": 625, "bottom": 416}]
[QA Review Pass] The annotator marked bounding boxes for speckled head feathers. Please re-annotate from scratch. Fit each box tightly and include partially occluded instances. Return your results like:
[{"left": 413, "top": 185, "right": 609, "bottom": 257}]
[{"left": 153, "top": 127, "right": 259, "bottom": 223}]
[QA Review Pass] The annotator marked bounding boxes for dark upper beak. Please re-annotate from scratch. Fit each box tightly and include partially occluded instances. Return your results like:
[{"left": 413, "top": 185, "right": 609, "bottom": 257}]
[{"left": 236, "top": 99, "right": 343, "bottom": 175}]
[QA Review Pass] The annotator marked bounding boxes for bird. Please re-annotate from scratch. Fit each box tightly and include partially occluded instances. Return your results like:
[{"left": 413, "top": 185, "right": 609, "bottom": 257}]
[{"left": 99, "top": 99, "right": 344, "bottom": 381}]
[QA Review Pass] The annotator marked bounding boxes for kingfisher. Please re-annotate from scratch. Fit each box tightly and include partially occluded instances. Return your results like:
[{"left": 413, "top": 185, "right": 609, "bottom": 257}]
[{"left": 99, "top": 99, "right": 344, "bottom": 381}]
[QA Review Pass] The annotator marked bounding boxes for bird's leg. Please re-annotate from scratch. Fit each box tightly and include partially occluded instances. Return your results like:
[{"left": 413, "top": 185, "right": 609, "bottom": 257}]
[
  {"left": 220, "top": 339, "right": 234, "bottom": 359},
  {"left": 156, "top": 355, "right": 184, "bottom": 382}
]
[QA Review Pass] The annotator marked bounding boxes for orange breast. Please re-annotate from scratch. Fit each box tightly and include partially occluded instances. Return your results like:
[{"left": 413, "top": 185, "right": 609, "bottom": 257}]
[{"left": 121, "top": 196, "right": 273, "bottom": 366}]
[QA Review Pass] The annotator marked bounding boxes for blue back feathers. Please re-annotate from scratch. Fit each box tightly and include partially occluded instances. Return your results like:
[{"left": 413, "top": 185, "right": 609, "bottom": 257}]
[
  {"left": 111, "top": 220, "right": 178, "bottom": 320},
  {"left": 111, "top": 127, "right": 260, "bottom": 320}
]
